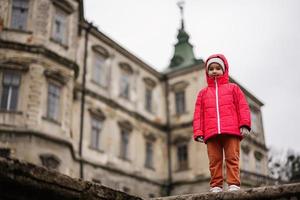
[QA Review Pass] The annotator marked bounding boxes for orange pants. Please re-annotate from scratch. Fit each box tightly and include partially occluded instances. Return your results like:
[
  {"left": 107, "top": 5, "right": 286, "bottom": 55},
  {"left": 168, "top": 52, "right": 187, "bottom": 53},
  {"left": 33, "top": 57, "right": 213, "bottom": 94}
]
[{"left": 206, "top": 135, "right": 240, "bottom": 187}]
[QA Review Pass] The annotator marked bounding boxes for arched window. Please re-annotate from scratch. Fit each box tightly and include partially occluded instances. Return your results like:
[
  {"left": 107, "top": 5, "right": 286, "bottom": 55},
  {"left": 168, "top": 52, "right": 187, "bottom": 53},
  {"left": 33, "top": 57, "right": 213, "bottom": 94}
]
[
  {"left": 144, "top": 133, "right": 156, "bottom": 169},
  {"left": 119, "top": 62, "right": 133, "bottom": 100},
  {"left": 92, "top": 45, "right": 110, "bottom": 87},
  {"left": 10, "top": 0, "right": 29, "bottom": 30},
  {"left": 50, "top": 0, "right": 74, "bottom": 45},
  {"left": 118, "top": 120, "right": 133, "bottom": 160},
  {"left": 0, "top": 71, "right": 21, "bottom": 111},
  {"left": 251, "top": 109, "right": 259, "bottom": 134},
  {"left": 171, "top": 81, "right": 189, "bottom": 115},
  {"left": 143, "top": 77, "right": 156, "bottom": 113},
  {"left": 254, "top": 151, "right": 263, "bottom": 173},
  {"left": 241, "top": 145, "right": 251, "bottom": 171},
  {"left": 173, "top": 135, "right": 190, "bottom": 171},
  {"left": 89, "top": 107, "right": 106, "bottom": 151}
]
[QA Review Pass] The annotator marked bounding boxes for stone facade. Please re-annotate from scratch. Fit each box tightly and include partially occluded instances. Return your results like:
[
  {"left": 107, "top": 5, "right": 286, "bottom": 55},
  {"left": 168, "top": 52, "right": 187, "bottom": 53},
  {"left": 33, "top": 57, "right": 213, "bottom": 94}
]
[{"left": 0, "top": 0, "right": 272, "bottom": 198}]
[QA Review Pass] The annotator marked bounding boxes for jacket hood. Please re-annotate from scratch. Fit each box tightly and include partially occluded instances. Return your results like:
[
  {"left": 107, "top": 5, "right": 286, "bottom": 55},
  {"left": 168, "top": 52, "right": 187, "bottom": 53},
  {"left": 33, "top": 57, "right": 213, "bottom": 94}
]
[{"left": 205, "top": 54, "right": 229, "bottom": 86}]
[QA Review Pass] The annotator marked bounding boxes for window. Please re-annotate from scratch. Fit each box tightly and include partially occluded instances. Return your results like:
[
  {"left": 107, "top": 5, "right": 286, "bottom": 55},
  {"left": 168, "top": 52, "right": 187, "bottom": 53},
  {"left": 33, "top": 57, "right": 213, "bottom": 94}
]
[
  {"left": 255, "top": 159, "right": 262, "bottom": 173},
  {"left": 90, "top": 117, "right": 103, "bottom": 150},
  {"left": 177, "top": 143, "right": 188, "bottom": 170},
  {"left": 254, "top": 151, "right": 263, "bottom": 174},
  {"left": 52, "top": 7, "right": 68, "bottom": 44},
  {"left": 120, "top": 129, "right": 129, "bottom": 160},
  {"left": 145, "top": 87, "right": 153, "bottom": 112},
  {"left": 242, "top": 145, "right": 251, "bottom": 171},
  {"left": 0, "top": 72, "right": 21, "bottom": 111},
  {"left": 251, "top": 110, "right": 259, "bottom": 133},
  {"left": 0, "top": 148, "right": 11, "bottom": 158},
  {"left": 11, "top": 0, "right": 29, "bottom": 30},
  {"left": 171, "top": 81, "right": 188, "bottom": 115},
  {"left": 46, "top": 83, "right": 61, "bottom": 121},
  {"left": 92, "top": 54, "right": 107, "bottom": 87},
  {"left": 242, "top": 152, "right": 250, "bottom": 171},
  {"left": 145, "top": 141, "right": 154, "bottom": 168},
  {"left": 119, "top": 62, "right": 133, "bottom": 100},
  {"left": 118, "top": 120, "right": 132, "bottom": 160},
  {"left": 175, "top": 91, "right": 185, "bottom": 115},
  {"left": 119, "top": 73, "right": 130, "bottom": 99},
  {"left": 143, "top": 77, "right": 156, "bottom": 113}
]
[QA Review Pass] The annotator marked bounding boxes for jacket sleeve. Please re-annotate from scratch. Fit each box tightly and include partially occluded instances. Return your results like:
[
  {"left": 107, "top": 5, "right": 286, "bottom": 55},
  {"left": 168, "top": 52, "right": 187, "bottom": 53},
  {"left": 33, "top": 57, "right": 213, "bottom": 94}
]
[
  {"left": 233, "top": 85, "right": 251, "bottom": 131},
  {"left": 193, "top": 90, "right": 205, "bottom": 140}
]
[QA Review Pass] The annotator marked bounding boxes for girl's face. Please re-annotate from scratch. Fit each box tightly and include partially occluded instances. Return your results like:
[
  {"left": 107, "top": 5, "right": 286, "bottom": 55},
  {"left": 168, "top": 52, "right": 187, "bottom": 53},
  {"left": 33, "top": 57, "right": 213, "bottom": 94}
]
[{"left": 208, "top": 63, "right": 224, "bottom": 77}]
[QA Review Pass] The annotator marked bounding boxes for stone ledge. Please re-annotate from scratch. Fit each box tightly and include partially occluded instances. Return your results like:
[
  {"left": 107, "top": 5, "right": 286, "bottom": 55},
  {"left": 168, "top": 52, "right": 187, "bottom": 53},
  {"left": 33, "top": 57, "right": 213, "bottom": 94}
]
[
  {"left": 0, "top": 157, "right": 142, "bottom": 200},
  {"left": 1, "top": 156, "right": 300, "bottom": 200},
  {"left": 152, "top": 183, "right": 300, "bottom": 200}
]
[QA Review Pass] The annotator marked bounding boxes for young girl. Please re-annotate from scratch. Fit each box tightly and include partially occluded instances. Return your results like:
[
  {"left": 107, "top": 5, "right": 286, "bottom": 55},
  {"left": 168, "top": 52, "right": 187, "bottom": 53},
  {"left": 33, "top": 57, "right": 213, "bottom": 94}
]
[{"left": 193, "top": 54, "right": 251, "bottom": 192}]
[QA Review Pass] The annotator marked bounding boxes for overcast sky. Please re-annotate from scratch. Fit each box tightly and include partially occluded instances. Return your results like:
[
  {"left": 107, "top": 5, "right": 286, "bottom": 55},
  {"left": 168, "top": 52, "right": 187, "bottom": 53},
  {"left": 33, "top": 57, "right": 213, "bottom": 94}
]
[{"left": 84, "top": 0, "right": 300, "bottom": 152}]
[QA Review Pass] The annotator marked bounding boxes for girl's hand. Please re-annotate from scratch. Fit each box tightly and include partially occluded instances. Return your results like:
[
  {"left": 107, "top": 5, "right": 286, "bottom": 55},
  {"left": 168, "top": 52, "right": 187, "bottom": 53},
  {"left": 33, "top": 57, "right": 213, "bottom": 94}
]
[
  {"left": 196, "top": 136, "right": 204, "bottom": 143},
  {"left": 240, "top": 127, "right": 250, "bottom": 138}
]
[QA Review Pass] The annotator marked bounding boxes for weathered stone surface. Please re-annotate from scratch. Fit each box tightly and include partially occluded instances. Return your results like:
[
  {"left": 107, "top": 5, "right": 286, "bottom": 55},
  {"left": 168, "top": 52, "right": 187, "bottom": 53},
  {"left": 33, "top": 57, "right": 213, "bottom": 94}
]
[
  {"left": 35, "top": 0, "right": 50, "bottom": 36},
  {"left": 152, "top": 183, "right": 300, "bottom": 200},
  {"left": 1, "top": 157, "right": 300, "bottom": 200},
  {"left": 0, "top": 157, "right": 143, "bottom": 200}
]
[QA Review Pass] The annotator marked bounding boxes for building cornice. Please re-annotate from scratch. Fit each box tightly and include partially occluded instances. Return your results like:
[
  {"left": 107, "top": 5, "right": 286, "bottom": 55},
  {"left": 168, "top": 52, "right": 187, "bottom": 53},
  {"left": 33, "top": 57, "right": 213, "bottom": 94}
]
[{"left": 0, "top": 40, "right": 79, "bottom": 78}]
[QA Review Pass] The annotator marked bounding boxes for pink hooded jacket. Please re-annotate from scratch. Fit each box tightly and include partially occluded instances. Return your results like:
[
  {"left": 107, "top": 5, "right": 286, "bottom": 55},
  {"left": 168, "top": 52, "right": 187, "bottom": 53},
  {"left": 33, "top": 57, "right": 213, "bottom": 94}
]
[{"left": 193, "top": 54, "right": 251, "bottom": 143}]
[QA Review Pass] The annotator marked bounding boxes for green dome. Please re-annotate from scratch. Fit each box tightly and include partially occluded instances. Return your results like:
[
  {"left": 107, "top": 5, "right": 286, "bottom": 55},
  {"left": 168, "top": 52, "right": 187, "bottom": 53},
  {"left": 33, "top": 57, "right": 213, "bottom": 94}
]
[{"left": 169, "top": 22, "right": 197, "bottom": 69}]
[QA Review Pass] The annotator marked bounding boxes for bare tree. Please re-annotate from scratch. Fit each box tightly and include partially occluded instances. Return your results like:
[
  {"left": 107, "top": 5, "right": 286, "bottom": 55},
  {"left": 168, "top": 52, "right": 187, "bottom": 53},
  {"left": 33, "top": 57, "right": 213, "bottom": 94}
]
[{"left": 268, "top": 146, "right": 300, "bottom": 183}]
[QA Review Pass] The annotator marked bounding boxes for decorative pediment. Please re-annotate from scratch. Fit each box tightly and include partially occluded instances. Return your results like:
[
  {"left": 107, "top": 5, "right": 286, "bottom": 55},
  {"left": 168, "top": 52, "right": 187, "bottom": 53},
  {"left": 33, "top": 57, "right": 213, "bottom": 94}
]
[
  {"left": 92, "top": 45, "right": 109, "bottom": 58},
  {"left": 0, "top": 60, "right": 29, "bottom": 71},
  {"left": 39, "top": 153, "right": 61, "bottom": 170},
  {"left": 88, "top": 107, "right": 106, "bottom": 120},
  {"left": 143, "top": 77, "right": 157, "bottom": 88},
  {"left": 241, "top": 145, "right": 250, "bottom": 154},
  {"left": 119, "top": 62, "right": 133, "bottom": 74},
  {"left": 254, "top": 151, "right": 263, "bottom": 161},
  {"left": 44, "top": 69, "right": 68, "bottom": 85},
  {"left": 170, "top": 81, "right": 189, "bottom": 92},
  {"left": 118, "top": 120, "right": 133, "bottom": 132},
  {"left": 144, "top": 132, "right": 157, "bottom": 142},
  {"left": 51, "top": 0, "right": 74, "bottom": 14},
  {"left": 172, "top": 135, "right": 190, "bottom": 144}
]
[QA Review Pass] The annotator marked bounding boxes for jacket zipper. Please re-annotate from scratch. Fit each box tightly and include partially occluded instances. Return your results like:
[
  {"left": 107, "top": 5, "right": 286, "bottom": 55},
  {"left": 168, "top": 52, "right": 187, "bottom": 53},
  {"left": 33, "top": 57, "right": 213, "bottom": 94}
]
[{"left": 215, "top": 78, "right": 221, "bottom": 134}]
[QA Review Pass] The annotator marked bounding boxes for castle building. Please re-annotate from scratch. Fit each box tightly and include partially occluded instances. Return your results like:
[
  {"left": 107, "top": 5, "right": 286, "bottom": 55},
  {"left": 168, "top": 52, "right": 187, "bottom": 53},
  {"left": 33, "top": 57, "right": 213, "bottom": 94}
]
[{"left": 0, "top": 0, "right": 272, "bottom": 198}]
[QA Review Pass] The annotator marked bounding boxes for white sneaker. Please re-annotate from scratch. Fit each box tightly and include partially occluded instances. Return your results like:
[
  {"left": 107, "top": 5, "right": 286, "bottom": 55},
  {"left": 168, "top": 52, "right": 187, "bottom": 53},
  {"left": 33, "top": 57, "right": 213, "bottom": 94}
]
[
  {"left": 228, "top": 185, "right": 240, "bottom": 191},
  {"left": 209, "top": 186, "right": 223, "bottom": 193}
]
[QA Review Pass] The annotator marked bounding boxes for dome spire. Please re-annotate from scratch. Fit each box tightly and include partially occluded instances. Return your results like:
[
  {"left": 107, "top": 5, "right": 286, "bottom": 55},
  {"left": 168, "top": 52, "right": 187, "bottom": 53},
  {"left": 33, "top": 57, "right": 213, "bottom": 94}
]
[
  {"left": 177, "top": 1, "right": 185, "bottom": 30},
  {"left": 168, "top": 1, "right": 199, "bottom": 69}
]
